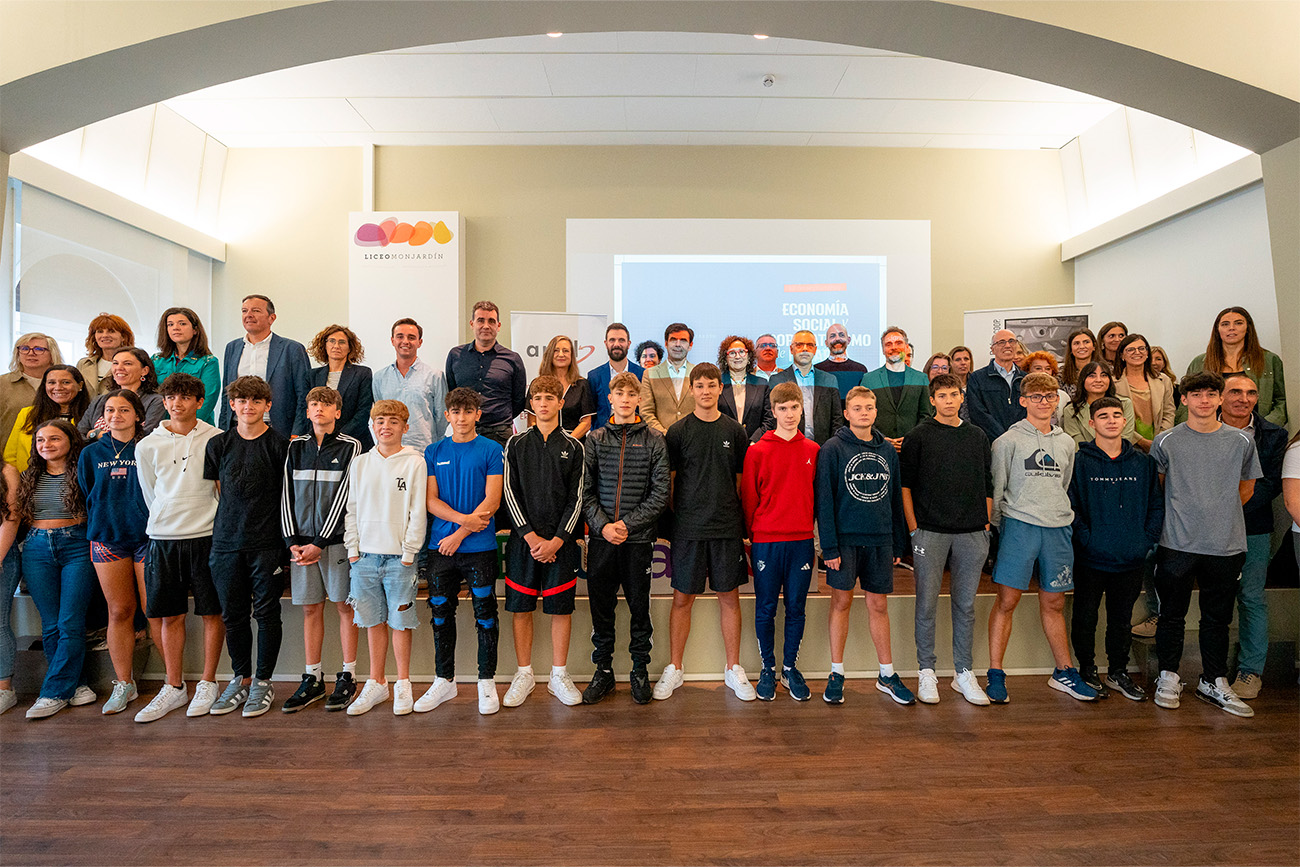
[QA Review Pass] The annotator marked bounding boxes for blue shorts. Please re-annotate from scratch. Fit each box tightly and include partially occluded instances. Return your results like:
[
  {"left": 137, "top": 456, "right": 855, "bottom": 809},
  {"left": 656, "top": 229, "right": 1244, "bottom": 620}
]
[
  {"left": 349, "top": 553, "right": 419, "bottom": 630},
  {"left": 992, "top": 518, "right": 1073, "bottom": 592},
  {"left": 91, "top": 540, "right": 149, "bottom": 565},
  {"left": 823, "top": 544, "right": 895, "bottom": 594}
]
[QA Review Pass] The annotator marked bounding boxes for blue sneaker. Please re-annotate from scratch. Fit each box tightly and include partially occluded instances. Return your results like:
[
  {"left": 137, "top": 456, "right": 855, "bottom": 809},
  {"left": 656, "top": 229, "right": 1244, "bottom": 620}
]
[
  {"left": 875, "top": 673, "right": 916, "bottom": 705},
  {"left": 1049, "top": 667, "right": 1098, "bottom": 701},
  {"left": 756, "top": 667, "right": 777, "bottom": 702},
  {"left": 823, "top": 672, "right": 845, "bottom": 705},
  {"left": 986, "top": 668, "right": 1009, "bottom": 704},
  {"left": 781, "top": 667, "right": 811, "bottom": 701}
]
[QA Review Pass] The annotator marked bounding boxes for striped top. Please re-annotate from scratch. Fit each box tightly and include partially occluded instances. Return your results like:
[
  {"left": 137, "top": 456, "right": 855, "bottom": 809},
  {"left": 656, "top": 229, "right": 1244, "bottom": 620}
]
[{"left": 32, "top": 472, "right": 74, "bottom": 521}]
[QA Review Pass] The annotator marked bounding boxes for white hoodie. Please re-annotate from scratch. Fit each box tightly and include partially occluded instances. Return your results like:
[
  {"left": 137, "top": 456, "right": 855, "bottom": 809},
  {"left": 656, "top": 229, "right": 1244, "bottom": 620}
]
[
  {"left": 135, "top": 419, "right": 222, "bottom": 539},
  {"left": 343, "top": 445, "right": 428, "bottom": 561}
]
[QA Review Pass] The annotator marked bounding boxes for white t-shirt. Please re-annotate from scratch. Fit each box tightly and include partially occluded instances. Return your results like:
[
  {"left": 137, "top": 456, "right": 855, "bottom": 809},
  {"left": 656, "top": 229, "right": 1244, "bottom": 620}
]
[{"left": 1283, "top": 440, "right": 1300, "bottom": 532}]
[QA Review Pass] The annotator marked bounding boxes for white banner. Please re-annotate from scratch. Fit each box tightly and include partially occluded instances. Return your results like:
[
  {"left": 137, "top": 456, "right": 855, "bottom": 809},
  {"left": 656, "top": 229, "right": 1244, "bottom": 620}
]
[
  {"left": 963, "top": 303, "right": 1093, "bottom": 365},
  {"left": 509, "top": 310, "right": 609, "bottom": 382},
  {"left": 348, "top": 212, "right": 463, "bottom": 371}
]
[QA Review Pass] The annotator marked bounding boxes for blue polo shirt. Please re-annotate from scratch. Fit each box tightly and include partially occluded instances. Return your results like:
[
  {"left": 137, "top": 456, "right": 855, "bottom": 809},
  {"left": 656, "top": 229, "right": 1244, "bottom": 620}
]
[{"left": 424, "top": 434, "right": 505, "bottom": 554}]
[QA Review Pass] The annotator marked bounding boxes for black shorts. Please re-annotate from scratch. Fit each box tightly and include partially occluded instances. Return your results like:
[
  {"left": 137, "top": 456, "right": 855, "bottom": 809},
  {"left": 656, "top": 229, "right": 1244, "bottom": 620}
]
[
  {"left": 504, "top": 534, "right": 578, "bottom": 615},
  {"left": 670, "top": 537, "right": 747, "bottom": 595},
  {"left": 144, "top": 537, "right": 222, "bottom": 618},
  {"left": 824, "top": 544, "right": 894, "bottom": 594}
]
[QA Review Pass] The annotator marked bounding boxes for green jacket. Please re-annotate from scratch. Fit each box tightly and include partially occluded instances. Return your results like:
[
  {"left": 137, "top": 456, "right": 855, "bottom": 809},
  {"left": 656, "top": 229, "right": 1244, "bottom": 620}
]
[
  {"left": 859, "top": 365, "right": 934, "bottom": 438},
  {"left": 1178, "top": 349, "right": 1287, "bottom": 426}
]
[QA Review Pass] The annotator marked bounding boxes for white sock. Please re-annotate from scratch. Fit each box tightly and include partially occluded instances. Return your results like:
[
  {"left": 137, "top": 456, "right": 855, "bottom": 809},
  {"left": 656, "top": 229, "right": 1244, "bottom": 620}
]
[
  {"left": 831, "top": 662, "right": 845, "bottom": 675},
  {"left": 551, "top": 665, "right": 567, "bottom": 677},
  {"left": 306, "top": 662, "right": 323, "bottom": 679},
  {"left": 879, "top": 663, "right": 895, "bottom": 678},
  {"left": 518, "top": 665, "right": 534, "bottom": 676},
  {"left": 342, "top": 660, "right": 357, "bottom": 676}
]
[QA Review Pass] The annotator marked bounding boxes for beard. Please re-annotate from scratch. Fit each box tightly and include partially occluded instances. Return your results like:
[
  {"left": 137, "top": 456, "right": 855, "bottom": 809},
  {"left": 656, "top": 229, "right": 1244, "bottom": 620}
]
[
  {"left": 607, "top": 345, "right": 626, "bottom": 362},
  {"left": 828, "top": 340, "right": 848, "bottom": 356}
]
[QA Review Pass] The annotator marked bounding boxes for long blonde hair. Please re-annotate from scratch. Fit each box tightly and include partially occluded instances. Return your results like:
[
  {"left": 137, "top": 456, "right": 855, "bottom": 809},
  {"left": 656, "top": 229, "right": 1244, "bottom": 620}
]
[{"left": 538, "top": 335, "right": 580, "bottom": 386}]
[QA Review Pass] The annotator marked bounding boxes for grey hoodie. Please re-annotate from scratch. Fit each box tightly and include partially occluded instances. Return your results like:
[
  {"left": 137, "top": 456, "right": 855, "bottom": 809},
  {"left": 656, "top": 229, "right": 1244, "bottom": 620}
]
[{"left": 991, "top": 419, "right": 1076, "bottom": 529}]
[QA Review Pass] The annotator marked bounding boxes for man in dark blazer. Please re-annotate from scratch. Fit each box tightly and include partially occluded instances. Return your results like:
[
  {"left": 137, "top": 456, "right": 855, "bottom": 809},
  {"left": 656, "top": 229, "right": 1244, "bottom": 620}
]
[
  {"left": 587, "top": 322, "right": 644, "bottom": 430},
  {"left": 767, "top": 330, "right": 843, "bottom": 445},
  {"left": 219, "top": 294, "right": 311, "bottom": 435}
]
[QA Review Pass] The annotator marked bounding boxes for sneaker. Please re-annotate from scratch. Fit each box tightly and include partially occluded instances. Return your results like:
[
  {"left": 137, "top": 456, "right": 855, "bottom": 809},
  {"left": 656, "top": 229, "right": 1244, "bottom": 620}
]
[
  {"left": 986, "top": 668, "right": 1009, "bottom": 704},
  {"left": 652, "top": 664, "right": 684, "bottom": 701},
  {"left": 1080, "top": 666, "right": 1110, "bottom": 699},
  {"left": 0, "top": 688, "right": 15, "bottom": 715},
  {"left": 101, "top": 680, "right": 138, "bottom": 715},
  {"left": 393, "top": 680, "right": 414, "bottom": 715},
  {"left": 281, "top": 674, "right": 326, "bottom": 713},
  {"left": 548, "top": 670, "right": 582, "bottom": 706},
  {"left": 876, "top": 673, "right": 916, "bottom": 705},
  {"left": 478, "top": 679, "right": 500, "bottom": 715},
  {"left": 134, "top": 683, "right": 188, "bottom": 723},
  {"left": 86, "top": 627, "right": 108, "bottom": 651},
  {"left": 325, "top": 672, "right": 356, "bottom": 711},
  {"left": 1048, "top": 667, "right": 1098, "bottom": 701},
  {"left": 502, "top": 669, "right": 536, "bottom": 708},
  {"left": 951, "top": 669, "right": 991, "bottom": 706},
  {"left": 1231, "top": 672, "right": 1262, "bottom": 701},
  {"left": 1196, "top": 676, "right": 1254, "bottom": 718},
  {"left": 629, "top": 668, "right": 652, "bottom": 705},
  {"left": 415, "top": 677, "right": 458, "bottom": 712},
  {"left": 724, "top": 665, "right": 757, "bottom": 701},
  {"left": 917, "top": 669, "right": 940, "bottom": 704},
  {"left": 70, "top": 685, "right": 97, "bottom": 707},
  {"left": 187, "top": 680, "right": 219, "bottom": 716},
  {"left": 208, "top": 676, "right": 249, "bottom": 715},
  {"left": 781, "top": 667, "right": 811, "bottom": 702},
  {"left": 1154, "top": 670, "right": 1182, "bottom": 709},
  {"left": 756, "top": 667, "right": 777, "bottom": 702},
  {"left": 346, "top": 679, "right": 390, "bottom": 716},
  {"left": 581, "top": 669, "right": 615, "bottom": 705},
  {"left": 1105, "top": 671, "right": 1148, "bottom": 702},
  {"left": 823, "top": 672, "right": 845, "bottom": 705},
  {"left": 1131, "top": 615, "right": 1159, "bottom": 638},
  {"left": 242, "top": 680, "right": 275, "bottom": 717},
  {"left": 25, "top": 696, "right": 67, "bottom": 719}
]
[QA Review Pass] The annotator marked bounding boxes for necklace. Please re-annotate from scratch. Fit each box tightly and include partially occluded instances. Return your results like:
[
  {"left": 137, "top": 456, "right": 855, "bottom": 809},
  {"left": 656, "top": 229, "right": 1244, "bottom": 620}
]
[{"left": 109, "top": 435, "right": 132, "bottom": 461}]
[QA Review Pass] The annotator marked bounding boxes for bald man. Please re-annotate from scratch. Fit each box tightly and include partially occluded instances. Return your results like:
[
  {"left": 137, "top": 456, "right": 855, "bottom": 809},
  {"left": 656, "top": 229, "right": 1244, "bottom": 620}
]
[
  {"left": 767, "top": 330, "right": 843, "bottom": 445},
  {"left": 965, "top": 329, "right": 1026, "bottom": 442},
  {"left": 814, "top": 323, "right": 868, "bottom": 399}
]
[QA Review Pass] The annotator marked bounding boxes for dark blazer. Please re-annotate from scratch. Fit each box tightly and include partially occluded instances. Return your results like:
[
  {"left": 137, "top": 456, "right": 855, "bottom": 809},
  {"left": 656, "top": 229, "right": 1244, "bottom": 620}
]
[
  {"left": 1243, "top": 411, "right": 1287, "bottom": 535},
  {"left": 767, "top": 367, "right": 844, "bottom": 445},
  {"left": 587, "top": 360, "right": 646, "bottom": 430},
  {"left": 309, "top": 363, "right": 374, "bottom": 450},
  {"left": 219, "top": 333, "right": 312, "bottom": 435},
  {"left": 720, "top": 375, "right": 774, "bottom": 442}
]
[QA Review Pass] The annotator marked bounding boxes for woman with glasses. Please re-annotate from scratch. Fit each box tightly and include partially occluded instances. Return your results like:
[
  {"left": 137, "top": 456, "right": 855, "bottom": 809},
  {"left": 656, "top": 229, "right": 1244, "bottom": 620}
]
[
  {"left": 921, "top": 353, "right": 952, "bottom": 381},
  {"left": 1, "top": 334, "right": 64, "bottom": 458},
  {"left": 77, "top": 314, "right": 135, "bottom": 397},
  {"left": 1060, "top": 362, "right": 1138, "bottom": 445},
  {"left": 307, "top": 324, "right": 373, "bottom": 449},
  {"left": 1113, "top": 334, "right": 1175, "bottom": 451},
  {"left": 717, "top": 336, "right": 773, "bottom": 440}
]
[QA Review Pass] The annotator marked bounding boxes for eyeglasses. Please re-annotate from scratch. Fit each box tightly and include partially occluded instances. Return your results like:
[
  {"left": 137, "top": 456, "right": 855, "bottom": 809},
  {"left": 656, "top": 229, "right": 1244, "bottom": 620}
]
[
  {"left": 992, "top": 339, "right": 1017, "bottom": 347},
  {"left": 1024, "top": 393, "right": 1060, "bottom": 404},
  {"left": 756, "top": 342, "right": 777, "bottom": 350},
  {"left": 17, "top": 345, "right": 50, "bottom": 355},
  {"left": 1123, "top": 346, "right": 1148, "bottom": 355},
  {"left": 791, "top": 342, "right": 816, "bottom": 350},
  {"left": 725, "top": 349, "right": 749, "bottom": 357}
]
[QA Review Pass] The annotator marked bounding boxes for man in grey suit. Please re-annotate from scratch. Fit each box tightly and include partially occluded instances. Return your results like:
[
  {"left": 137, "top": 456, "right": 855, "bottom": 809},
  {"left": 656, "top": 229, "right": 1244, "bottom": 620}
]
[{"left": 219, "top": 294, "right": 311, "bottom": 435}]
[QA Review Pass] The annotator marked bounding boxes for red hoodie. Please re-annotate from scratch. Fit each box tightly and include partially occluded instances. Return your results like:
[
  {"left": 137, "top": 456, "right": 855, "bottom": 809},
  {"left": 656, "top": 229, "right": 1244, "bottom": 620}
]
[{"left": 741, "top": 429, "right": 819, "bottom": 543}]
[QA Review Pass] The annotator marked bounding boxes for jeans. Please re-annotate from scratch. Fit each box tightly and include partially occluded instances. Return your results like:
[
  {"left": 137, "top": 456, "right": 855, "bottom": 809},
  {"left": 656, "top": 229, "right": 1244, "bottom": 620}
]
[
  {"left": 1235, "top": 533, "right": 1271, "bottom": 676},
  {"left": 1070, "top": 561, "right": 1143, "bottom": 674},
  {"left": 429, "top": 549, "right": 500, "bottom": 680},
  {"left": 751, "top": 539, "right": 815, "bottom": 670},
  {"left": 0, "top": 549, "right": 22, "bottom": 681},
  {"left": 210, "top": 547, "right": 285, "bottom": 680},
  {"left": 1154, "top": 546, "right": 1245, "bottom": 681},
  {"left": 586, "top": 538, "right": 653, "bottom": 671},
  {"left": 912, "top": 529, "right": 988, "bottom": 673},
  {"left": 22, "top": 526, "right": 96, "bottom": 700}
]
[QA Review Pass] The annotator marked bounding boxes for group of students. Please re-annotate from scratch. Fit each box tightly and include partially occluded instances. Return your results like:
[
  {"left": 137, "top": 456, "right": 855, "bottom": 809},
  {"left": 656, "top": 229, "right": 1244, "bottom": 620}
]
[{"left": 0, "top": 300, "right": 1295, "bottom": 724}]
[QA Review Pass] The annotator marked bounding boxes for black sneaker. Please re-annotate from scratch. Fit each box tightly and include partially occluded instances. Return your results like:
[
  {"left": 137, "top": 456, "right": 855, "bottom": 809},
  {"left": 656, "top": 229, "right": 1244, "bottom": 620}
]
[
  {"left": 1081, "top": 666, "right": 1110, "bottom": 699},
  {"left": 1104, "top": 671, "right": 1147, "bottom": 702},
  {"left": 282, "top": 674, "right": 325, "bottom": 713},
  {"left": 629, "top": 668, "right": 652, "bottom": 705},
  {"left": 582, "top": 669, "right": 616, "bottom": 705},
  {"left": 324, "top": 672, "right": 356, "bottom": 712}
]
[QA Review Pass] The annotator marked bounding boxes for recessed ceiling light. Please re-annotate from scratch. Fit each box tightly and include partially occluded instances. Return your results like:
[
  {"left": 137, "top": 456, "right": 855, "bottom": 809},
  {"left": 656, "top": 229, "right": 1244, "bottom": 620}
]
[
  {"left": 547, "top": 31, "right": 563, "bottom": 37},
  {"left": 753, "top": 34, "right": 769, "bottom": 40}
]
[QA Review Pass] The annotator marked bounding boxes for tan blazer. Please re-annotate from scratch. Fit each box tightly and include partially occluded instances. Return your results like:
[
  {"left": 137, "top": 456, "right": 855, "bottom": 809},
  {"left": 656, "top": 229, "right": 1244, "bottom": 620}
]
[
  {"left": 639, "top": 362, "right": 695, "bottom": 434},
  {"left": 77, "top": 355, "right": 116, "bottom": 397},
  {"left": 0, "top": 371, "right": 37, "bottom": 457},
  {"left": 1114, "top": 372, "right": 1176, "bottom": 436}
]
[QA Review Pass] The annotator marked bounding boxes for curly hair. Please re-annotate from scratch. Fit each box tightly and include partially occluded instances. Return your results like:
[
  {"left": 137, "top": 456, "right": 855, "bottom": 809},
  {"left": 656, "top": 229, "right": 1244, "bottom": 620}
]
[
  {"left": 717, "top": 335, "right": 756, "bottom": 376},
  {"left": 84, "top": 314, "right": 135, "bottom": 359},
  {"left": 1019, "top": 351, "right": 1059, "bottom": 376},
  {"left": 17, "top": 419, "right": 86, "bottom": 523},
  {"left": 308, "top": 324, "right": 365, "bottom": 365}
]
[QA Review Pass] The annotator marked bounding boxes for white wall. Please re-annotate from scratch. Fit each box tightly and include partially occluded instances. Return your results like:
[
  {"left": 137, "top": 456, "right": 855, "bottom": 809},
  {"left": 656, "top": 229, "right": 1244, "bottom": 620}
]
[{"left": 1074, "top": 184, "right": 1278, "bottom": 375}]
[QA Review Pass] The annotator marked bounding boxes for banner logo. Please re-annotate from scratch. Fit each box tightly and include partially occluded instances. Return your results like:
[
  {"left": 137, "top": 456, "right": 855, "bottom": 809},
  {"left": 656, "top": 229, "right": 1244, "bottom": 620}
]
[{"left": 354, "top": 218, "right": 454, "bottom": 248}]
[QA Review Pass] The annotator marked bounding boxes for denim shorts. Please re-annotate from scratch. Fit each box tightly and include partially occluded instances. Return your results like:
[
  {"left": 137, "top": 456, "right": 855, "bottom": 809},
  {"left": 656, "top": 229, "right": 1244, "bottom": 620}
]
[
  {"left": 349, "top": 553, "right": 419, "bottom": 630},
  {"left": 993, "top": 517, "right": 1073, "bottom": 592}
]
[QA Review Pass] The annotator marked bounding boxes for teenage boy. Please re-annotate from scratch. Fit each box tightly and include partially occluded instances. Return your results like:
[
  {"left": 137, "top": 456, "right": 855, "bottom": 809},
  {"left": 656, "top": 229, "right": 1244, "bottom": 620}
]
[
  {"left": 134, "top": 372, "right": 225, "bottom": 722},
  {"left": 900, "top": 373, "right": 993, "bottom": 706},
  {"left": 501, "top": 375, "right": 586, "bottom": 708},
  {"left": 654, "top": 363, "right": 756, "bottom": 702},
  {"left": 742, "top": 381, "right": 820, "bottom": 701},
  {"left": 342, "top": 399, "right": 428, "bottom": 716},
  {"left": 1149, "top": 371, "right": 1261, "bottom": 717},
  {"left": 986, "top": 372, "right": 1096, "bottom": 704},
  {"left": 581, "top": 371, "right": 670, "bottom": 704},
  {"left": 816, "top": 386, "right": 912, "bottom": 705},
  {"left": 280, "top": 386, "right": 363, "bottom": 712},
  {"left": 1068, "top": 396, "right": 1164, "bottom": 701},
  {"left": 204, "top": 375, "right": 290, "bottom": 717},
  {"left": 418, "top": 387, "right": 505, "bottom": 716}
]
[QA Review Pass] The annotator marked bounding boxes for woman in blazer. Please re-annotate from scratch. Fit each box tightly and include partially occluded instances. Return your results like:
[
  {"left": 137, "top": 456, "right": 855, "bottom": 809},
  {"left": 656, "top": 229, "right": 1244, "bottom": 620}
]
[
  {"left": 1113, "top": 333, "right": 1175, "bottom": 451},
  {"left": 307, "top": 325, "right": 373, "bottom": 449},
  {"left": 717, "top": 336, "right": 773, "bottom": 441}
]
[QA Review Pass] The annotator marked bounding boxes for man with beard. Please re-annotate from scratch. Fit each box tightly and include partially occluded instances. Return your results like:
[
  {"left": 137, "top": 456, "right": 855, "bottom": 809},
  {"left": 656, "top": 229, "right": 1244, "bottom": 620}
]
[
  {"left": 768, "top": 331, "right": 843, "bottom": 446},
  {"left": 860, "top": 325, "right": 933, "bottom": 452},
  {"left": 586, "top": 323, "right": 644, "bottom": 432},
  {"left": 753, "top": 334, "right": 782, "bottom": 380},
  {"left": 815, "top": 323, "right": 868, "bottom": 400}
]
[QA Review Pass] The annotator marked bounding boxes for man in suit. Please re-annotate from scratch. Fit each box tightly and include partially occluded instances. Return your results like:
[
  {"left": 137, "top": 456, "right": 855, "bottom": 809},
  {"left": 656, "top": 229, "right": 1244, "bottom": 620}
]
[
  {"left": 219, "top": 294, "right": 311, "bottom": 435},
  {"left": 768, "top": 330, "right": 842, "bottom": 445},
  {"left": 860, "top": 325, "right": 933, "bottom": 451},
  {"left": 718, "top": 334, "right": 773, "bottom": 442},
  {"left": 587, "top": 322, "right": 644, "bottom": 431},
  {"left": 640, "top": 323, "right": 696, "bottom": 434}
]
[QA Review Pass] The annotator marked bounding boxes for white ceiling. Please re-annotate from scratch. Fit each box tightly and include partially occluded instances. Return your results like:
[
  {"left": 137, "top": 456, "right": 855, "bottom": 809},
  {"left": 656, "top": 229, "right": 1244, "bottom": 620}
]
[{"left": 164, "top": 32, "right": 1118, "bottom": 149}]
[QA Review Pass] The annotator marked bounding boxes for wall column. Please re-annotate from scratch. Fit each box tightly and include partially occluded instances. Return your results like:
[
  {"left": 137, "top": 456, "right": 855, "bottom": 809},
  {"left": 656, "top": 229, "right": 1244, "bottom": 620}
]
[{"left": 1261, "top": 137, "right": 1299, "bottom": 431}]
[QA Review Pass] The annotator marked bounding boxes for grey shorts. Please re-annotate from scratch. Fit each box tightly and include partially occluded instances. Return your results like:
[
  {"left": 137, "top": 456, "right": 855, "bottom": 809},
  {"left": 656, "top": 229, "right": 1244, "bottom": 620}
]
[{"left": 290, "top": 544, "right": 351, "bottom": 605}]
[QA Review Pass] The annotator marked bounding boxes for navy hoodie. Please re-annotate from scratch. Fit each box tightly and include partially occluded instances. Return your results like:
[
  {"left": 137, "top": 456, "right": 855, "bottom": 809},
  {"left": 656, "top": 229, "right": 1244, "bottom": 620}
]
[
  {"left": 77, "top": 434, "right": 150, "bottom": 546},
  {"left": 815, "top": 426, "right": 908, "bottom": 560},
  {"left": 1068, "top": 439, "right": 1163, "bottom": 571}
]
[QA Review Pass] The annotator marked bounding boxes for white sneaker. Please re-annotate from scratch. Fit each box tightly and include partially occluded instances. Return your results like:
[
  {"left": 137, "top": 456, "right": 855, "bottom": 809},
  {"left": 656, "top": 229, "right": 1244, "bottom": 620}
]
[
  {"left": 70, "top": 685, "right": 97, "bottom": 706},
  {"left": 502, "top": 669, "right": 536, "bottom": 708},
  {"left": 951, "top": 669, "right": 992, "bottom": 706},
  {"left": 102, "top": 679, "right": 138, "bottom": 715},
  {"left": 392, "top": 679, "right": 414, "bottom": 715},
  {"left": 547, "top": 670, "right": 582, "bottom": 706},
  {"left": 724, "top": 664, "right": 757, "bottom": 701},
  {"left": 1154, "top": 670, "right": 1183, "bottom": 709},
  {"left": 1196, "top": 676, "right": 1254, "bottom": 718},
  {"left": 478, "top": 679, "right": 500, "bottom": 715},
  {"left": 134, "top": 683, "right": 189, "bottom": 723},
  {"left": 186, "top": 680, "right": 219, "bottom": 717},
  {"left": 0, "top": 688, "right": 15, "bottom": 715},
  {"left": 414, "top": 677, "right": 458, "bottom": 712},
  {"left": 346, "top": 679, "right": 390, "bottom": 715},
  {"left": 26, "top": 696, "right": 68, "bottom": 719},
  {"left": 653, "top": 664, "right": 684, "bottom": 700},
  {"left": 917, "top": 669, "right": 940, "bottom": 704}
]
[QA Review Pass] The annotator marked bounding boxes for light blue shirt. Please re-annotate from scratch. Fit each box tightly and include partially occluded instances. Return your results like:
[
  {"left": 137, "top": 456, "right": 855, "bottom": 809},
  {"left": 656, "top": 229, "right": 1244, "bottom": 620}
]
[
  {"left": 995, "top": 360, "right": 1017, "bottom": 386},
  {"left": 665, "top": 359, "right": 689, "bottom": 391},
  {"left": 793, "top": 366, "right": 816, "bottom": 437},
  {"left": 373, "top": 358, "right": 447, "bottom": 452}
]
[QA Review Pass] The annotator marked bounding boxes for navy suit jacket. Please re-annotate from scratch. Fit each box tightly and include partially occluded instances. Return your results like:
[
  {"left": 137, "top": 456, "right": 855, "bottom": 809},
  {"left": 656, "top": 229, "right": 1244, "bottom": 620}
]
[
  {"left": 720, "top": 375, "right": 774, "bottom": 442},
  {"left": 220, "top": 333, "right": 312, "bottom": 435},
  {"left": 587, "top": 360, "right": 645, "bottom": 430},
  {"left": 309, "top": 363, "right": 374, "bottom": 450},
  {"left": 767, "top": 367, "right": 844, "bottom": 445}
]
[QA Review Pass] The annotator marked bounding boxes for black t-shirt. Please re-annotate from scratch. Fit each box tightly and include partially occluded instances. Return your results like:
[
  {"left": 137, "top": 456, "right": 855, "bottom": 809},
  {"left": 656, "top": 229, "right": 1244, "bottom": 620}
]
[
  {"left": 204, "top": 426, "right": 289, "bottom": 551},
  {"left": 665, "top": 413, "right": 748, "bottom": 540},
  {"left": 898, "top": 417, "right": 992, "bottom": 534}
]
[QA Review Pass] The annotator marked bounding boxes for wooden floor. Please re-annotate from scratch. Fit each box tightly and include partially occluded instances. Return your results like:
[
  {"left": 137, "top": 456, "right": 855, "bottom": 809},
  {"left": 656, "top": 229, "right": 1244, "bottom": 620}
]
[{"left": 2, "top": 675, "right": 1297, "bottom": 866}]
